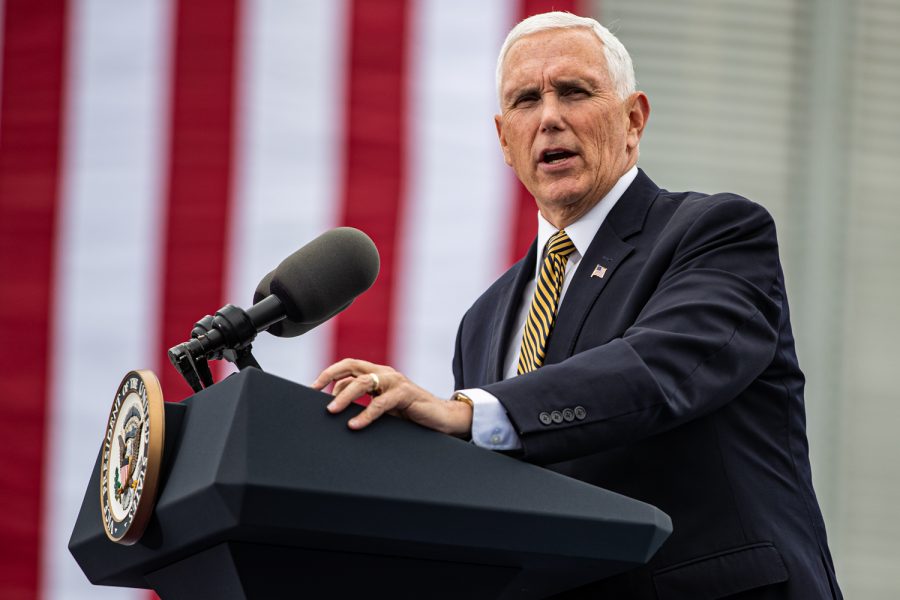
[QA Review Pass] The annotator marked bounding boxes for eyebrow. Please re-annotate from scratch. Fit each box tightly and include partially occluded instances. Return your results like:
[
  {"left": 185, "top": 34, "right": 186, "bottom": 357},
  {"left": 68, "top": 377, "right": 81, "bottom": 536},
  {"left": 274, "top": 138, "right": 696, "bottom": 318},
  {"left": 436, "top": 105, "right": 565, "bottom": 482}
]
[
  {"left": 550, "top": 76, "right": 596, "bottom": 90},
  {"left": 504, "top": 76, "right": 597, "bottom": 105},
  {"left": 506, "top": 85, "right": 540, "bottom": 103}
]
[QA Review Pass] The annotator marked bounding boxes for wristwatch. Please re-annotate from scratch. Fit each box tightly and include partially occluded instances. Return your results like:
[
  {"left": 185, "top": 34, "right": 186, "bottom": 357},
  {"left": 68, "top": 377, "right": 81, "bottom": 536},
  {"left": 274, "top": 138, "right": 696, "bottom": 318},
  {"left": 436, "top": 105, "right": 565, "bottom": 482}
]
[
  {"left": 451, "top": 391, "right": 474, "bottom": 409},
  {"left": 450, "top": 392, "right": 474, "bottom": 441}
]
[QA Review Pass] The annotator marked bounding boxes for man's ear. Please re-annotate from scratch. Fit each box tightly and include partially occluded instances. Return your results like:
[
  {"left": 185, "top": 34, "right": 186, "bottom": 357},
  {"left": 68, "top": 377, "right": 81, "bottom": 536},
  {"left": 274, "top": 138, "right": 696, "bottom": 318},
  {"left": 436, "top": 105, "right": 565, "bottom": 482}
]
[
  {"left": 625, "top": 92, "right": 650, "bottom": 150},
  {"left": 494, "top": 113, "right": 513, "bottom": 166}
]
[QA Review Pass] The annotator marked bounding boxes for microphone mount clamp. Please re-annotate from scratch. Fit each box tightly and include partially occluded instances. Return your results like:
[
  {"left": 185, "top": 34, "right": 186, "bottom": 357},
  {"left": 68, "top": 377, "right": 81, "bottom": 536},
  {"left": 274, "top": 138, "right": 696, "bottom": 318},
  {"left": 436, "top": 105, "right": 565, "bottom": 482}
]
[{"left": 168, "top": 304, "right": 264, "bottom": 393}]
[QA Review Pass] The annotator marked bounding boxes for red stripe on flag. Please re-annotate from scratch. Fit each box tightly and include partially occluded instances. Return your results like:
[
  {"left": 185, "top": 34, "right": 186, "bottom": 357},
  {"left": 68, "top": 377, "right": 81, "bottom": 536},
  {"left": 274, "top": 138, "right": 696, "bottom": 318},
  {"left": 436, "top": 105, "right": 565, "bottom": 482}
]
[
  {"left": 333, "top": 0, "right": 410, "bottom": 369},
  {"left": 156, "top": 0, "right": 243, "bottom": 401},
  {"left": 509, "top": 174, "right": 537, "bottom": 262},
  {"left": 508, "top": 0, "right": 581, "bottom": 264},
  {"left": 0, "top": 0, "right": 69, "bottom": 595}
]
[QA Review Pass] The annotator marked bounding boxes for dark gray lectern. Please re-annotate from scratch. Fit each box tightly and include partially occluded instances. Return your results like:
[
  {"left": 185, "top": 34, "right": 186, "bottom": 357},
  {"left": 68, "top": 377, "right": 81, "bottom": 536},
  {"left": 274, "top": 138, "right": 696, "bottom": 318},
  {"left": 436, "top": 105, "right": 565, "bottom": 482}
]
[{"left": 70, "top": 368, "right": 671, "bottom": 598}]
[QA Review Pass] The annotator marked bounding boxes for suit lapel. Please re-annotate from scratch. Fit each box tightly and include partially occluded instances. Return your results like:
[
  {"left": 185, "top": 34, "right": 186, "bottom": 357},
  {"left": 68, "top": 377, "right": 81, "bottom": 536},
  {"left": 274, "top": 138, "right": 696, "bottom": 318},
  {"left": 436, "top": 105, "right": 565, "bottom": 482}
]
[
  {"left": 544, "top": 228, "right": 633, "bottom": 364},
  {"left": 545, "top": 170, "right": 660, "bottom": 364},
  {"left": 486, "top": 239, "right": 537, "bottom": 383}
]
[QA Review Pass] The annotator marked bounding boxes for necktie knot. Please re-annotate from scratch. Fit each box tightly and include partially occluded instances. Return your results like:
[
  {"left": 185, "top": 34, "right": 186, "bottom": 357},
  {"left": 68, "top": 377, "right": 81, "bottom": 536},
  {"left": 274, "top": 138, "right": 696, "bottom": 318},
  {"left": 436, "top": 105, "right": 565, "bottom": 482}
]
[{"left": 546, "top": 230, "right": 575, "bottom": 258}]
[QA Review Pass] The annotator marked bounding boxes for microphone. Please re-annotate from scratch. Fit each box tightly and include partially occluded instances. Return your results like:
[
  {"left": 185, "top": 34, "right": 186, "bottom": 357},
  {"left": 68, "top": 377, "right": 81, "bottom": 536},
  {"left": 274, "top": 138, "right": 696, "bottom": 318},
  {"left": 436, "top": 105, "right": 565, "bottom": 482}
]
[
  {"left": 252, "top": 271, "right": 352, "bottom": 338},
  {"left": 168, "top": 227, "right": 380, "bottom": 391},
  {"left": 258, "top": 225, "right": 379, "bottom": 331}
]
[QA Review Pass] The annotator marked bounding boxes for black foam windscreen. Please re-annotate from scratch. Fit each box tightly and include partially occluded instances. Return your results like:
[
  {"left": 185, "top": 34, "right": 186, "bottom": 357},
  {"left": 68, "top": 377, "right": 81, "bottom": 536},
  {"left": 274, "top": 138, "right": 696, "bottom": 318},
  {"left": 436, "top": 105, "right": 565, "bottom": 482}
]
[
  {"left": 257, "top": 227, "right": 379, "bottom": 337},
  {"left": 253, "top": 270, "right": 353, "bottom": 338},
  {"left": 253, "top": 271, "right": 308, "bottom": 338}
]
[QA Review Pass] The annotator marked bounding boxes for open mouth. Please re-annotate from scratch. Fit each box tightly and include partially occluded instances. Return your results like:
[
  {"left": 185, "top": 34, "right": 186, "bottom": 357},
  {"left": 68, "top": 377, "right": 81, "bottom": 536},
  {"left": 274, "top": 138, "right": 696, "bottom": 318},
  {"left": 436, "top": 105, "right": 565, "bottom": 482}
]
[{"left": 541, "top": 149, "right": 577, "bottom": 165}]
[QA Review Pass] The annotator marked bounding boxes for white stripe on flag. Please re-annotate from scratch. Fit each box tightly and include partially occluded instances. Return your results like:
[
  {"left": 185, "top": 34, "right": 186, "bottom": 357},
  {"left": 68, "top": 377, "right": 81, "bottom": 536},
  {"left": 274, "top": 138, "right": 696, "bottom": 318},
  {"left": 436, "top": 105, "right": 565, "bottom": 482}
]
[
  {"left": 394, "top": 0, "right": 516, "bottom": 394},
  {"left": 43, "top": 0, "right": 173, "bottom": 597},
  {"left": 226, "top": 0, "right": 349, "bottom": 385}
]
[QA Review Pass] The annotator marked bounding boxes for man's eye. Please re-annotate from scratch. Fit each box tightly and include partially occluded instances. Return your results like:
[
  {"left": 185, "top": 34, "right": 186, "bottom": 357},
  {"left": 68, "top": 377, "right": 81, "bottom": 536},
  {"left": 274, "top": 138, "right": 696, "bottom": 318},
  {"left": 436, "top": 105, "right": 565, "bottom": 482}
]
[
  {"left": 513, "top": 94, "right": 539, "bottom": 107},
  {"left": 562, "top": 87, "right": 589, "bottom": 97}
]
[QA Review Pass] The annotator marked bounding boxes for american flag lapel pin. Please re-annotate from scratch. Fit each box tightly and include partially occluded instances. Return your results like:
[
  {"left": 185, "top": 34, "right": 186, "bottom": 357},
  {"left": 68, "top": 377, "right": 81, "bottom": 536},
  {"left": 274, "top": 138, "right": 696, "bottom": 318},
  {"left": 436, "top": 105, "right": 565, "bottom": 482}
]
[{"left": 591, "top": 264, "right": 608, "bottom": 279}]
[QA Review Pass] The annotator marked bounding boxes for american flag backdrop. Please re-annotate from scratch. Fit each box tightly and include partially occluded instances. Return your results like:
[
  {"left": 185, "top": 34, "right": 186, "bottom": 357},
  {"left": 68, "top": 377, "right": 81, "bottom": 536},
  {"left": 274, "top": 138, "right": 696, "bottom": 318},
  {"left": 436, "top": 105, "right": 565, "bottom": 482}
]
[{"left": 0, "top": 0, "right": 585, "bottom": 598}]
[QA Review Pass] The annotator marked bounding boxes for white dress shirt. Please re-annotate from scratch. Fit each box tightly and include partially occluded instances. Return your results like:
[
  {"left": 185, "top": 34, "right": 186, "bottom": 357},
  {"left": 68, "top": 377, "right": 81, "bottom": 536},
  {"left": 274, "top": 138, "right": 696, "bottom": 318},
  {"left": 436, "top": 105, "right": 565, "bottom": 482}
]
[{"left": 459, "top": 166, "right": 638, "bottom": 450}]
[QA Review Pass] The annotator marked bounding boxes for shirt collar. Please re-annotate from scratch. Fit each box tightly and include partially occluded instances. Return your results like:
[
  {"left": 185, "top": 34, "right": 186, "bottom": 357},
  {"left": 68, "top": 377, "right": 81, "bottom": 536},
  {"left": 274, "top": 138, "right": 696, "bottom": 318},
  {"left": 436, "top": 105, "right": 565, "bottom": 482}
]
[{"left": 534, "top": 165, "right": 638, "bottom": 276}]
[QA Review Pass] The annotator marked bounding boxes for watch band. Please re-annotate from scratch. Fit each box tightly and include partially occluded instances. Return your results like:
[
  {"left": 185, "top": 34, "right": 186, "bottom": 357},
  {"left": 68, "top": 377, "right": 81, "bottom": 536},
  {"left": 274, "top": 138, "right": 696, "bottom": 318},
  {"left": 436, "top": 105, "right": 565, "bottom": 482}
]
[{"left": 451, "top": 391, "right": 474, "bottom": 409}]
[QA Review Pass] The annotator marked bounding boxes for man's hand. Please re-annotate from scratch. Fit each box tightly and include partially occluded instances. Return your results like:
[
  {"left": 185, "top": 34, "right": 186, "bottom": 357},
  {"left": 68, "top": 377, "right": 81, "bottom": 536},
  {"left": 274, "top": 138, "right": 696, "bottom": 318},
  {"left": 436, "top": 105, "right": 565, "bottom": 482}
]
[{"left": 311, "top": 358, "right": 472, "bottom": 437}]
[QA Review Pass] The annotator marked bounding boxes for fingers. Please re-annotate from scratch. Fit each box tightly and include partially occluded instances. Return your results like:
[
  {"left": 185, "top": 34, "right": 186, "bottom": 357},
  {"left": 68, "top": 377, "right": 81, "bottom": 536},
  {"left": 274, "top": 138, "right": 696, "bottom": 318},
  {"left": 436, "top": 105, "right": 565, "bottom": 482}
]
[
  {"left": 312, "top": 359, "right": 444, "bottom": 433},
  {"left": 326, "top": 373, "right": 379, "bottom": 415},
  {"left": 311, "top": 358, "right": 379, "bottom": 391},
  {"left": 332, "top": 376, "right": 356, "bottom": 397},
  {"left": 347, "top": 394, "right": 391, "bottom": 430},
  {"left": 345, "top": 385, "right": 417, "bottom": 430},
  {"left": 327, "top": 374, "right": 398, "bottom": 430}
]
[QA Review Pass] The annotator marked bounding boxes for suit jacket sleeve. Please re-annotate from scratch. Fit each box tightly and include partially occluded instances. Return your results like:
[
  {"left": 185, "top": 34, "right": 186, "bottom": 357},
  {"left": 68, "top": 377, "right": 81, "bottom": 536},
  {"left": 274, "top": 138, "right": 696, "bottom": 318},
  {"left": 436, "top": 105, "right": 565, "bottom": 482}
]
[{"left": 479, "top": 195, "right": 783, "bottom": 465}]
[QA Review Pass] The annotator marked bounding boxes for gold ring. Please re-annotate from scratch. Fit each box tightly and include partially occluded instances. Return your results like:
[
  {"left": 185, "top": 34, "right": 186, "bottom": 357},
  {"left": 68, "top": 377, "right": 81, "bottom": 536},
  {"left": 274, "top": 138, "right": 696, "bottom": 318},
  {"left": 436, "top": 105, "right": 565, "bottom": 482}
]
[{"left": 368, "top": 373, "right": 382, "bottom": 396}]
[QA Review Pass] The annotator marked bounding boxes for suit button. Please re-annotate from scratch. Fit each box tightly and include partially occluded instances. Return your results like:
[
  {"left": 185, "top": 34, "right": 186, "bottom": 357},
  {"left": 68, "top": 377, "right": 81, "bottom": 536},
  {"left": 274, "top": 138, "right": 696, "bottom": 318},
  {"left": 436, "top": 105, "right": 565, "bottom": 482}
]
[
  {"left": 574, "top": 406, "right": 587, "bottom": 420},
  {"left": 562, "top": 408, "right": 575, "bottom": 422},
  {"left": 538, "top": 412, "right": 552, "bottom": 425},
  {"left": 550, "top": 410, "right": 563, "bottom": 424}
]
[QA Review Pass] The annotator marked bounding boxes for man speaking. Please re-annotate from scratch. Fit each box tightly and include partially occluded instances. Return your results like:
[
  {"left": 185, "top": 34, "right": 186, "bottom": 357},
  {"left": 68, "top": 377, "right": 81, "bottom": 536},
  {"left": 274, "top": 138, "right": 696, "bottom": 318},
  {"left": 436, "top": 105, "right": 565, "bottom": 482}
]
[{"left": 313, "top": 12, "right": 841, "bottom": 599}]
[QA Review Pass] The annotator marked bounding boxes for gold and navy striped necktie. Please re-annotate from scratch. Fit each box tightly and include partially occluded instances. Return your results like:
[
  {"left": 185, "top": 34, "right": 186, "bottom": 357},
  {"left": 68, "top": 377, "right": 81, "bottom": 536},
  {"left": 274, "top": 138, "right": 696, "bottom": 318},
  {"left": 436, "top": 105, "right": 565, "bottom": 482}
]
[{"left": 517, "top": 229, "right": 576, "bottom": 374}]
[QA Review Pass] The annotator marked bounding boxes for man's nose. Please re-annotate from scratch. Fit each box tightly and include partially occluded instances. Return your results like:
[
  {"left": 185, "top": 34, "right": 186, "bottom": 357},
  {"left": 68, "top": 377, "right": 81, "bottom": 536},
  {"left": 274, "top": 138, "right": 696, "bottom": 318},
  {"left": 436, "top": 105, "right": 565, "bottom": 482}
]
[{"left": 539, "top": 94, "right": 565, "bottom": 132}]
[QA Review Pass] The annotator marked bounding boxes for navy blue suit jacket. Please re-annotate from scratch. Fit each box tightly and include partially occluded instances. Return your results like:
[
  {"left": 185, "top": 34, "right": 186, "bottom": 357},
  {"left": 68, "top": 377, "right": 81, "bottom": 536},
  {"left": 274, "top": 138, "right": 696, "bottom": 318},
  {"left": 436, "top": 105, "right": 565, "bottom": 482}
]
[{"left": 452, "top": 171, "right": 841, "bottom": 599}]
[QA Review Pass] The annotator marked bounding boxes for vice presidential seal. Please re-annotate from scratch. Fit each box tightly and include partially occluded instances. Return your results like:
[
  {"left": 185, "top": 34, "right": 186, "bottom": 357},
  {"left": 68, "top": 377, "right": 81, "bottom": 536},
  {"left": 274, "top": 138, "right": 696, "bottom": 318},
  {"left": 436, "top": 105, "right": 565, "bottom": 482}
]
[{"left": 100, "top": 370, "right": 165, "bottom": 544}]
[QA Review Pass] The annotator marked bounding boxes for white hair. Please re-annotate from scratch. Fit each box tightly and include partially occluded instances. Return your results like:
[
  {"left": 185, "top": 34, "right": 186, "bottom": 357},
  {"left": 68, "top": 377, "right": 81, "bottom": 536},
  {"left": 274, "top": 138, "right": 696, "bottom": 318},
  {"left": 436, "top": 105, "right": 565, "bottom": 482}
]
[{"left": 496, "top": 12, "right": 635, "bottom": 105}]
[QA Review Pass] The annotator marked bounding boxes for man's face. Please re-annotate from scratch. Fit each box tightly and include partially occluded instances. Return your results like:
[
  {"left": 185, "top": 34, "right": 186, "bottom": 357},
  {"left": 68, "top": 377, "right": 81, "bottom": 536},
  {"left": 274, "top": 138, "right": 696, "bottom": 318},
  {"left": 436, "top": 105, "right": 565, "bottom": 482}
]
[{"left": 495, "top": 28, "right": 647, "bottom": 227}]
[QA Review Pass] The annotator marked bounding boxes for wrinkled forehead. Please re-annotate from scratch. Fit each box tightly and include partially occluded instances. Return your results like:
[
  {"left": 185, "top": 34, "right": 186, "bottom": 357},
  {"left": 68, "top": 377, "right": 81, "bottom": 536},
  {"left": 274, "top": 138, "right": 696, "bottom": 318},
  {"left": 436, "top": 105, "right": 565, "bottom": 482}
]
[{"left": 500, "top": 28, "right": 609, "bottom": 90}]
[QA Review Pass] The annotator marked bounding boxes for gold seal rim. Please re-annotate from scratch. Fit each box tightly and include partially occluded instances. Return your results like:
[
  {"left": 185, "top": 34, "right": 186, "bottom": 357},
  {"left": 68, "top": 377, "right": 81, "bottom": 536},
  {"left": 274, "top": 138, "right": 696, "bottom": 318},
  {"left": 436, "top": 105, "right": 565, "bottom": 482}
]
[{"left": 100, "top": 369, "right": 165, "bottom": 545}]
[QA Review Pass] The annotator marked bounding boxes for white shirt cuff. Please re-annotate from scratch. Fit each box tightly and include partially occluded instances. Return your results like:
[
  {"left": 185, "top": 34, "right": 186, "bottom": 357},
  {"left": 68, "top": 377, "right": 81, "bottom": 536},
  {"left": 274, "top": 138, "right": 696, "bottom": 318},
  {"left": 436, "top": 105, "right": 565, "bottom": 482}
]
[{"left": 459, "top": 388, "right": 522, "bottom": 451}]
